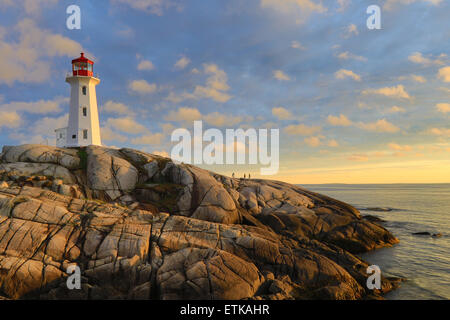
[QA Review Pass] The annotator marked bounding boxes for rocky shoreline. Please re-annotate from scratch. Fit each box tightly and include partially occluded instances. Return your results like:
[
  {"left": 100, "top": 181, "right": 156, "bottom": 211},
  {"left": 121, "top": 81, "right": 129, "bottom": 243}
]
[{"left": 0, "top": 144, "right": 401, "bottom": 300}]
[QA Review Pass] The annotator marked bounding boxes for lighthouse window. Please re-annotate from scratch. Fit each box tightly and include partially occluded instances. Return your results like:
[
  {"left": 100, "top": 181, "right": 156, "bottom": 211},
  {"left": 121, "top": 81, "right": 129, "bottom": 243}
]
[
  {"left": 72, "top": 135, "right": 76, "bottom": 139},
  {"left": 82, "top": 86, "right": 87, "bottom": 95},
  {"left": 82, "top": 107, "right": 87, "bottom": 116},
  {"left": 83, "top": 130, "right": 88, "bottom": 140}
]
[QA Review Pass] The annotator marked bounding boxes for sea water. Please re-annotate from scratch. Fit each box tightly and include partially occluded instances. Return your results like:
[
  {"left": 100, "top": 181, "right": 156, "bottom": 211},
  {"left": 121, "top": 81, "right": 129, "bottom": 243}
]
[{"left": 302, "top": 184, "right": 450, "bottom": 300}]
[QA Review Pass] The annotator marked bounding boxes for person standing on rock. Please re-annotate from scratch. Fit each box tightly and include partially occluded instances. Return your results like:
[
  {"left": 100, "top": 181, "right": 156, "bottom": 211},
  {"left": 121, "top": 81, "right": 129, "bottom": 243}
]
[
  {"left": 232, "top": 172, "right": 235, "bottom": 179},
  {"left": 248, "top": 173, "right": 251, "bottom": 179},
  {"left": 243, "top": 174, "right": 246, "bottom": 180}
]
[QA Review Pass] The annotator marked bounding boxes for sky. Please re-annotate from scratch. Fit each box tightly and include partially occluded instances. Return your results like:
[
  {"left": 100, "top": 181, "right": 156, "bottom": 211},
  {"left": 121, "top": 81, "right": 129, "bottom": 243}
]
[{"left": 0, "top": 0, "right": 449, "bottom": 184}]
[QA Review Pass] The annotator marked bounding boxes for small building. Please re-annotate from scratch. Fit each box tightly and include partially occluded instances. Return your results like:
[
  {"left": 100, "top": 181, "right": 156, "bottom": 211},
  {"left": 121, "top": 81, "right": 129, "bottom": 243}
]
[{"left": 56, "top": 53, "right": 102, "bottom": 147}]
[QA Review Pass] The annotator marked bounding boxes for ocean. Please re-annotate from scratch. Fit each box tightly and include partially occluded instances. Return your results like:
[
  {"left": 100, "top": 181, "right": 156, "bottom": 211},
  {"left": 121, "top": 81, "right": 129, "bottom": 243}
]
[{"left": 302, "top": 184, "right": 450, "bottom": 300}]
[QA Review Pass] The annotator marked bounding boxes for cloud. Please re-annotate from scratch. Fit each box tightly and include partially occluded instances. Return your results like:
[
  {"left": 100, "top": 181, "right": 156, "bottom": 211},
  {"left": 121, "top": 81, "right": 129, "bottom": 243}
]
[
  {"left": 337, "top": 0, "right": 351, "bottom": 12},
  {"left": 388, "top": 143, "right": 412, "bottom": 151},
  {"left": 0, "top": 18, "right": 83, "bottom": 85},
  {"left": 284, "top": 123, "right": 321, "bottom": 135},
  {"left": 327, "top": 114, "right": 353, "bottom": 126},
  {"left": 273, "top": 70, "right": 290, "bottom": 81},
  {"left": 167, "top": 64, "right": 232, "bottom": 103},
  {"left": 398, "top": 74, "right": 427, "bottom": 83},
  {"left": 110, "top": 0, "right": 179, "bottom": 16},
  {"left": 304, "top": 136, "right": 322, "bottom": 147},
  {"left": 128, "top": 80, "right": 158, "bottom": 94},
  {"left": 105, "top": 117, "right": 147, "bottom": 134},
  {"left": 343, "top": 24, "right": 358, "bottom": 38},
  {"left": 384, "top": 0, "right": 443, "bottom": 11},
  {"left": 388, "top": 106, "right": 406, "bottom": 113},
  {"left": 203, "top": 112, "right": 244, "bottom": 127},
  {"left": 438, "top": 66, "right": 450, "bottom": 82},
  {"left": 260, "top": 0, "right": 327, "bottom": 24},
  {"left": 408, "top": 52, "right": 445, "bottom": 66},
  {"left": 428, "top": 127, "right": 450, "bottom": 137},
  {"left": 291, "top": 41, "right": 306, "bottom": 50},
  {"left": 362, "top": 85, "right": 411, "bottom": 99},
  {"left": 0, "top": 97, "right": 68, "bottom": 114},
  {"left": 137, "top": 60, "right": 155, "bottom": 71},
  {"left": 347, "top": 154, "right": 369, "bottom": 162},
  {"left": 101, "top": 127, "right": 128, "bottom": 143},
  {"left": 174, "top": 56, "right": 191, "bottom": 69},
  {"left": 436, "top": 103, "right": 450, "bottom": 113},
  {"left": 9, "top": 114, "right": 69, "bottom": 145},
  {"left": 164, "top": 107, "right": 202, "bottom": 123},
  {"left": 335, "top": 69, "right": 361, "bottom": 81},
  {"left": 102, "top": 100, "right": 134, "bottom": 115},
  {"left": 272, "top": 107, "right": 292, "bottom": 120},
  {"left": 131, "top": 132, "right": 164, "bottom": 145},
  {"left": 336, "top": 51, "right": 367, "bottom": 62},
  {"left": 164, "top": 107, "right": 245, "bottom": 127},
  {"left": 0, "top": 110, "right": 21, "bottom": 128},
  {"left": 327, "top": 139, "right": 339, "bottom": 147},
  {"left": 0, "top": 0, "right": 58, "bottom": 16},
  {"left": 358, "top": 119, "right": 400, "bottom": 133}
]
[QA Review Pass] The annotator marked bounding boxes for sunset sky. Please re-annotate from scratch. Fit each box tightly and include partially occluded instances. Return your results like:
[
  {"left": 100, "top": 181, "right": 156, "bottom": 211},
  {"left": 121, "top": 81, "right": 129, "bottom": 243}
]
[{"left": 0, "top": 0, "right": 449, "bottom": 184}]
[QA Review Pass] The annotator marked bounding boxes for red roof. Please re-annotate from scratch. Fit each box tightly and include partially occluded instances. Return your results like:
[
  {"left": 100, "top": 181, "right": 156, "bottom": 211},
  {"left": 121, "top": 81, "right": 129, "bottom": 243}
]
[{"left": 72, "top": 52, "right": 94, "bottom": 65}]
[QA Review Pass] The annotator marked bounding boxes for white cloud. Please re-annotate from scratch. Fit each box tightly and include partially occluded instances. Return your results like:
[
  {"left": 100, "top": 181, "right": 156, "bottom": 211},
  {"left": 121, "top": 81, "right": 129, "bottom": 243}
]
[
  {"left": 438, "top": 66, "right": 450, "bottom": 82},
  {"left": 388, "top": 143, "right": 412, "bottom": 151},
  {"left": 343, "top": 24, "right": 358, "bottom": 38},
  {"left": 384, "top": 0, "right": 443, "bottom": 11},
  {"left": 362, "top": 85, "right": 411, "bottom": 99},
  {"left": 174, "top": 56, "right": 191, "bottom": 69},
  {"left": 164, "top": 107, "right": 244, "bottom": 127},
  {"left": 408, "top": 52, "right": 445, "bottom": 66},
  {"left": 0, "top": 18, "right": 83, "bottom": 84},
  {"left": 102, "top": 100, "right": 134, "bottom": 115},
  {"left": 327, "top": 139, "right": 339, "bottom": 147},
  {"left": 164, "top": 107, "right": 202, "bottom": 123},
  {"left": 105, "top": 117, "right": 147, "bottom": 134},
  {"left": 291, "top": 41, "right": 306, "bottom": 50},
  {"left": 327, "top": 114, "right": 353, "bottom": 126},
  {"left": 260, "top": 0, "right": 327, "bottom": 24},
  {"left": 273, "top": 70, "right": 290, "bottom": 81},
  {"left": 110, "top": 0, "right": 179, "bottom": 16},
  {"left": 167, "top": 64, "right": 232, "bottom": 103},
  {"left": 337, "top": 51, "right": 367, "bottom": 62},
  {"left": 272, "top": 107, "right": 292, "bottom": 120},
  {"left": 388, "top": 106, "right": 406, "bottom": 113},
  {"left": 335, "top": 69, "right": 361, "bottom": 81},
  {"left": 428, "top": 127, "right": 450, "bottom": 137},
  {"left": 0, "top": 110, "right": 21, "bottom": 128},
  {"left": 137, "top": 60, "right": 155, "bottom": 71},
  {"left": 337, "top": 0, "right": 351, "bottom": 12},
  {"left": 101, "top": 127, "right": 128, "bottom": 143},
  {"left": 130, "top": 132, "right": 164, "bottom": 145},
  {"left": 304, "top": 136, "right": 322, "bottom": 147},
  {"left": 203, "top": 112, "right": 244, "bottom": 127},
  {"left": 358, "top": 119, "right": 400, "bottom": 133},
  {"left": 128, "top": 79, "right": 158, "bottom": 94},
  {"left": 0, "top": 96, "right": 68, "bottom": 114},
  {"left": 347, "top": 154, "right": 369, "bottom": 162},
  {"left": 284, "top": 123, "right": 321, "bottom": 136},
  {"left": 436, "top": 103, "right": 450, "bottom": 113},
  {"left": 0, "top": 0, "right": 58, "bottom": 16}
]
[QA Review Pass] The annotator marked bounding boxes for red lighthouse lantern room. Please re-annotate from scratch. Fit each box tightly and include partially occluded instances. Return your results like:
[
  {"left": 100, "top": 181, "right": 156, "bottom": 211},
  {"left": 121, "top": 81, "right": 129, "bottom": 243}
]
[{"left": 72, "top": 52, "right": 94, "bottom": 77}]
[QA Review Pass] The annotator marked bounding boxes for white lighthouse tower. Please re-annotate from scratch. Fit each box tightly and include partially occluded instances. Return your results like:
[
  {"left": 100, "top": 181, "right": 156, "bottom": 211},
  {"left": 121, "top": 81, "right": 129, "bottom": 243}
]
[{"left": 56, "top": 53, "right": 102, "bottom": 147}]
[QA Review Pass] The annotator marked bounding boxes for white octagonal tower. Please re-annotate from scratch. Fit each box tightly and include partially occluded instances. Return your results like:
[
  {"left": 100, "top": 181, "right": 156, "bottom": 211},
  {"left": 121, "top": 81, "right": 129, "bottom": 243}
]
[{"left": 56, "top": 52, "right": 102, "bottom": 147}]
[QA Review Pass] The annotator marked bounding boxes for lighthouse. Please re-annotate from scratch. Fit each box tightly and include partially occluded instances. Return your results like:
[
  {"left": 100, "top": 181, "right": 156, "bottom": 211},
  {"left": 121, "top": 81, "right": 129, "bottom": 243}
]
[{"left": 56, "top": 53, "right": 102, "bottom": 147}]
